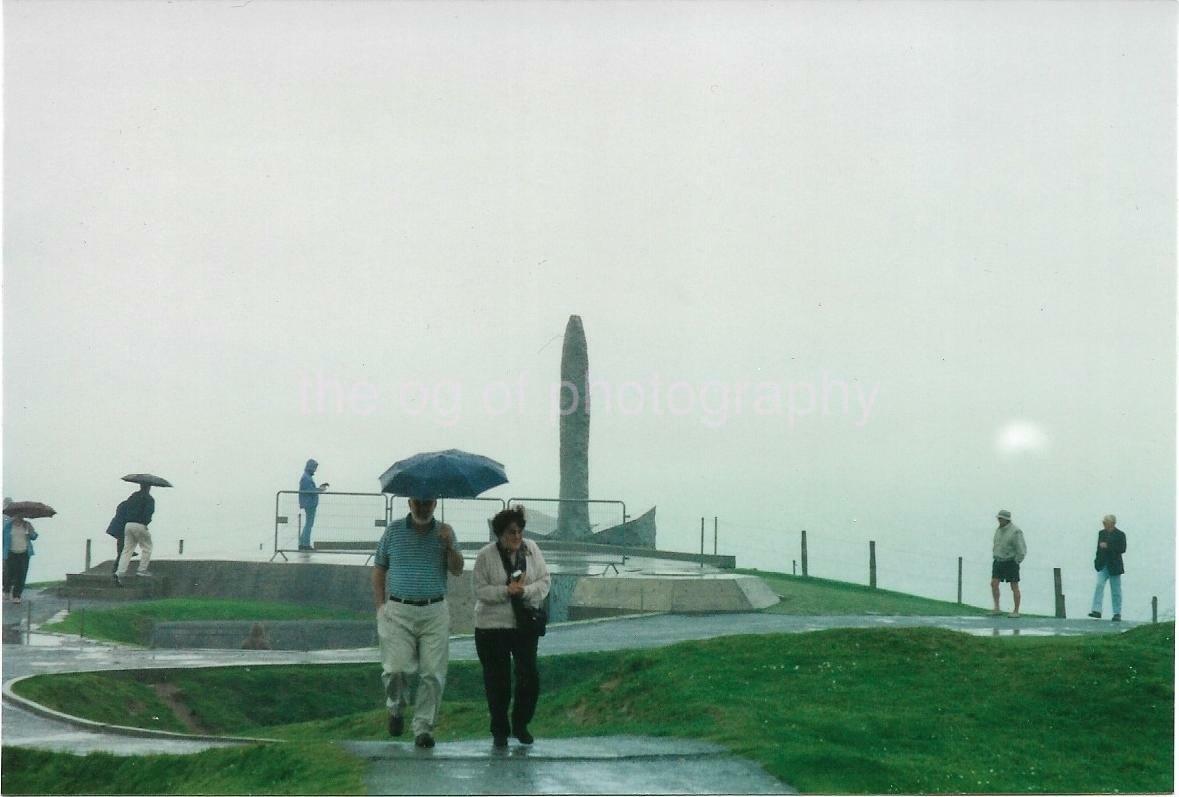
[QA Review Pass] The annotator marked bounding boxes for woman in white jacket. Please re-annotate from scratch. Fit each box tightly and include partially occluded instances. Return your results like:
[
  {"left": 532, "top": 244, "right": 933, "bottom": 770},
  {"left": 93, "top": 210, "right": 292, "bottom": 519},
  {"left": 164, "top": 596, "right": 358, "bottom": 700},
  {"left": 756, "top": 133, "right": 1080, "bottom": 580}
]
[{"left": 473, "top": 505, "right": 551, "bottom": 747}]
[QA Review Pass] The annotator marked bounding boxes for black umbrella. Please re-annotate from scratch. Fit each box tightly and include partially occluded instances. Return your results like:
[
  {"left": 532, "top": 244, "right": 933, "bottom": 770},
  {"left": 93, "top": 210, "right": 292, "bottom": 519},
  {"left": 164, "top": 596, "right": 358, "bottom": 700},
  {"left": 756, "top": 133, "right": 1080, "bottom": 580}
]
[
  {"left": 3, "top": 501, "right": 56, "bottom": 519},
  {"left": 379, "top": 449, "right": 507, "bottom": 499},
  {"left": 122, "top": 474, "right": 174, "bottom": 488}
]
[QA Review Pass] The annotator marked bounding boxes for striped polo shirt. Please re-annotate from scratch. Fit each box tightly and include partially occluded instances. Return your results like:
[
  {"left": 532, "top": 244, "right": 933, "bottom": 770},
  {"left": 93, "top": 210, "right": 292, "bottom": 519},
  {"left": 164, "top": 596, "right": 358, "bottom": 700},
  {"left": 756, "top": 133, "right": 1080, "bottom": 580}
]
[{"left": 374, "top": 514, "right": 448, "bottom": 600}]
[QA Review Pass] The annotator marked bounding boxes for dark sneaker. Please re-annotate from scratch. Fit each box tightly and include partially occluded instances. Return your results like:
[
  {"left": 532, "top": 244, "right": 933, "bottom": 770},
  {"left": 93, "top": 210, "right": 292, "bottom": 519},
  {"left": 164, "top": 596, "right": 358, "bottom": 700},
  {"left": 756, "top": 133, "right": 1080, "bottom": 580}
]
[
  {"left": 492, "top": 735, "right": 508, "bottom": 748},
  {"left": 414, "top": 733, "right": 435, "bottom": 749},
  {"left": 514, "top": 727, "right": 534, "bottom": 745},
  {"left": 1112, "top": 614, "right": 1121, "bottom": 622},
  {"left": 387, "top": 714, "right": 404, "bottom": 737},
  {"left": 1088, "top": 611, "right": 1101, "bottom": 619}
]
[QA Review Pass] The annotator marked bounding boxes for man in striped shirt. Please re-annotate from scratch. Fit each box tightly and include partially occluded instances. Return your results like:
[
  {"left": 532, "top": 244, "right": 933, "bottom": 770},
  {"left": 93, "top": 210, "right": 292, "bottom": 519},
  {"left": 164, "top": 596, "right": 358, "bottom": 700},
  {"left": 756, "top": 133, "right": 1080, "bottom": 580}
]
[{"left": 372, "top": 497, "right": 464, "bottom": 748}]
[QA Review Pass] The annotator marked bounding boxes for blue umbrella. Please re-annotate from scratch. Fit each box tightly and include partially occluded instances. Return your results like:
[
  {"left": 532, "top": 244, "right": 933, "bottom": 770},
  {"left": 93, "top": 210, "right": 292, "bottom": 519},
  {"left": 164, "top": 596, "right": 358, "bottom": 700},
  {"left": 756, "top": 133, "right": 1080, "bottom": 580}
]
[{"left": 379, "top": 449, "right": 508, "bottom": 499}]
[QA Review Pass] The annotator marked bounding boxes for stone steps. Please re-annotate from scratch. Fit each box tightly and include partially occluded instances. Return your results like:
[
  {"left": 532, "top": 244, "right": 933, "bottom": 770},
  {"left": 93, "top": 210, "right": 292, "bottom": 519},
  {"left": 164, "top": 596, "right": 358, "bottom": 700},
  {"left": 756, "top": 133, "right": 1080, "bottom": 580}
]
[{"left": 59, "top": 570, "right": 172, "bottom": 600}]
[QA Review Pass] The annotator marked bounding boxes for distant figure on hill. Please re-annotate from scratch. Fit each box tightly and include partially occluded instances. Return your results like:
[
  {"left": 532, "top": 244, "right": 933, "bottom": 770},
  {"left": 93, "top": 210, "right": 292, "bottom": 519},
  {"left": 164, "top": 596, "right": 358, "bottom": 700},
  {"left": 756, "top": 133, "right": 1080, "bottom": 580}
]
[
  {"left": 990, "top": 509, "right": 1026, "bottom": 618},
  {"left": 298, "top": 459, "right": 329, "bottom": 551},
  {"left": 1088, "top": 514, "right": 1127, "bottom": 622},
  {"left": 241, "top": 622, "right": 272, "bottom": 650},
  {"left": 114, "top": 484, "right": 156, "bottom": 586}
]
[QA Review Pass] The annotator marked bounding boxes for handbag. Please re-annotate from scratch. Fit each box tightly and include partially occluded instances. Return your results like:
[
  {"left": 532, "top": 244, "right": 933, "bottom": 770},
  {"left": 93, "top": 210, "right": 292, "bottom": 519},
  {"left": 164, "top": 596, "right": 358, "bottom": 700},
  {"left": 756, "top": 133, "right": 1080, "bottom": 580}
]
[
  {"left": 513, "top": 598, "right": 547, "bottom": 637},
  {"left": 500, "top": 543, "right": 547, "bottom": 637}
]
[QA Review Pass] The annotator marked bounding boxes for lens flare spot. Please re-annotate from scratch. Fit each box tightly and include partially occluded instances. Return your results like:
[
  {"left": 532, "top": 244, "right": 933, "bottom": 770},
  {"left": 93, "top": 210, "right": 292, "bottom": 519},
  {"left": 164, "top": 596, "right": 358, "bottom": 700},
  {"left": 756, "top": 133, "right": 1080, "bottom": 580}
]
[{"left": 996, "top": 421, "right": 1048, "bottom": 455}]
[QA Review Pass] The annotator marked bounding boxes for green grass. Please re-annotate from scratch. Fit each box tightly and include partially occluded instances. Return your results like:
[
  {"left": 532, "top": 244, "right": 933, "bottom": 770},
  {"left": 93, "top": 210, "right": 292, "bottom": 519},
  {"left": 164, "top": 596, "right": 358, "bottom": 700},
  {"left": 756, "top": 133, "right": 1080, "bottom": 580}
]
[
  {"left": 739, "top": 568, "right": 994, "bottom": 615},
  {"left": 14, "top": 623, "right": 1173, "bottom": 794},
  {"left": 0, "top": 743, "right": 365, "bottom": 795},
  {"left": 40, "top": 598, "right": 369, "bottom": 645}
]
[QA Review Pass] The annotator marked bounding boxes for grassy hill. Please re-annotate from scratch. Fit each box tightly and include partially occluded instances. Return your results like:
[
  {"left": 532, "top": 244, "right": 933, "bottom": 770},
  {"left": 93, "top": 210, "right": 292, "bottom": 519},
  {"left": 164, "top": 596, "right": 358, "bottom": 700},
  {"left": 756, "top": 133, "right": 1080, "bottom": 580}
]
[
  {"left": 739, "top": 568, "right": 994, "bottom": 615},
  {"left": 40, "top": 598, "right": 370, "bottom": 646},
  {"left": 9, "top": 622, "right": 1172, "bottom": 794}
]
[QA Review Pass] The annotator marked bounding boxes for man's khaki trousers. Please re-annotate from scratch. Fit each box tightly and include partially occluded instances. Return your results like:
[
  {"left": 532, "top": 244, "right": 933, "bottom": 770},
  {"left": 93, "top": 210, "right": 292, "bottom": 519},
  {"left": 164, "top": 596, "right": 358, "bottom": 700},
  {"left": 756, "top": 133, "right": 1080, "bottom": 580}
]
[
  {"left": 377, "top": 599, "right": 450, "bottom": 735},
  {"left": 116, "top": 522, "right": 152, "bottom": 577}
]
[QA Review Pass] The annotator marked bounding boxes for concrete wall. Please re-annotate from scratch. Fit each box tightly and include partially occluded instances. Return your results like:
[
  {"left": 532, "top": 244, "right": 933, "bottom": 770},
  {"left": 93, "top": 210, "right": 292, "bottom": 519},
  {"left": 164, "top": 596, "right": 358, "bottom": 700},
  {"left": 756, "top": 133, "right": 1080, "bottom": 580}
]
[
  {"left": 94, "top": 560, "right": 479, "bottom": 634},
  {"left": 151, "top": 620, "right": 377, "bottom": 650},
  {"left": 569, "top": 574, "right": 779, "bottom": 618}
]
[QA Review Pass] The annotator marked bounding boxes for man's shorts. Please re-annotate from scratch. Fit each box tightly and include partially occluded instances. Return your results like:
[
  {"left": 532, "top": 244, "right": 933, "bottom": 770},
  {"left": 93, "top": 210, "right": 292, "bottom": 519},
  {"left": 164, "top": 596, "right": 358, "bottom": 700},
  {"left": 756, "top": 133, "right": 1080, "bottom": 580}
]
[{"left": 992, "top": 559, "right": 1020, "bottom": 583}]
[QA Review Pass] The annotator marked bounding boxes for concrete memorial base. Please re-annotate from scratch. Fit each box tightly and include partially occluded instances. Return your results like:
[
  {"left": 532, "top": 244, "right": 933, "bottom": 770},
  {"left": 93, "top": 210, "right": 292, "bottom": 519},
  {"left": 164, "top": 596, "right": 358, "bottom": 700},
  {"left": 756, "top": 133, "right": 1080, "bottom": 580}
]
[{"left": 569, "top": 573, "right": 779, "bottom": 619}]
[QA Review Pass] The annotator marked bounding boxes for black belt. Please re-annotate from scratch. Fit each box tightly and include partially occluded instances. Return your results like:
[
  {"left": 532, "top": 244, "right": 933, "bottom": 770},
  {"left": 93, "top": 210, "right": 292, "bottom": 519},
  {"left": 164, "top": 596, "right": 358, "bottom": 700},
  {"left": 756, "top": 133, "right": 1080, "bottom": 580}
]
[{"left": 389, "top": 595, "right": 445, "bottom": 606}]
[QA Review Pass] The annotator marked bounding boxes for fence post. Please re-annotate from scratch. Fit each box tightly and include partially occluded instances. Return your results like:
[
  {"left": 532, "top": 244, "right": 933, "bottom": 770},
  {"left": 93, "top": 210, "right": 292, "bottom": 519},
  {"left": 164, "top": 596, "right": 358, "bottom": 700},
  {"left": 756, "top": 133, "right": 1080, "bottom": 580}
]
[
  {"left": 713, "top": 516, "right": 718, "bottom": 556},
  {"left": 792, "top": 560, "right": 797, "bottom": 576},
  {"left": 800, "top": 529, "right": 808, "bottom": 578},
  {"left": 869, "top": 540, "right": 877, "bottom": 589},
  {"left": 1053, "top": 568, "right": 1065, "bottom": 618},
  {"left": 1152, "top": 596, "right": 1158, "bottom": 623},
  {"left": 957, "top": 556, "right": 963, "bottom": 604},
  {"left": 699, "top": 517, "right": 705, "bottom": 568},
  {"left": 179, "top": 539, "right": 184, "bottom": 555},
  {"left": 85, "top": 539, "right": 92, "bottom": 571}
]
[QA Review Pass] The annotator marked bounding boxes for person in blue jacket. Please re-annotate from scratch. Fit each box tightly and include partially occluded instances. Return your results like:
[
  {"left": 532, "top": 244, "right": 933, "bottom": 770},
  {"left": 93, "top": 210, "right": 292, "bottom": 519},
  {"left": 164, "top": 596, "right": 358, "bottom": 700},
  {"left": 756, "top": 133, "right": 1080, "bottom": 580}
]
[
  {"left": 298, "top": 459, "right": 329, "bottom": 551},
  {"left": 3, "top": 498, "right": 38, "bottom": 603}
]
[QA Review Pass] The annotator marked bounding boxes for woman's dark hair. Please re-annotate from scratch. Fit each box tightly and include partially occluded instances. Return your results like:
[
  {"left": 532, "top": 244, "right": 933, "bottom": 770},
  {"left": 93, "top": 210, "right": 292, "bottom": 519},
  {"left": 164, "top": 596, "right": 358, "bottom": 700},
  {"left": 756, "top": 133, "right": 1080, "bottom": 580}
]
[{"left": 491, "top": 505, "right": 526, "bottom": 538}]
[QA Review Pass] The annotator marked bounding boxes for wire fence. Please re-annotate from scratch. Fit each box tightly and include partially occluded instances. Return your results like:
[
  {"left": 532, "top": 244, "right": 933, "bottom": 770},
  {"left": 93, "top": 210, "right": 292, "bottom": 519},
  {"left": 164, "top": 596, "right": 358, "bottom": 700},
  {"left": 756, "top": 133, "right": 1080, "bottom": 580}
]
[
  {"left": 274, "top": 491, "right": 389, "bottom": 555},
  {"left": 699, "top": 520, "right": 1174, "bottom": 622},
  {"left": 433, "top": 497, "right": 506, "bottom": 544},
  {"left": 504, "top": 498, "right": 628, "bottom": 539}
]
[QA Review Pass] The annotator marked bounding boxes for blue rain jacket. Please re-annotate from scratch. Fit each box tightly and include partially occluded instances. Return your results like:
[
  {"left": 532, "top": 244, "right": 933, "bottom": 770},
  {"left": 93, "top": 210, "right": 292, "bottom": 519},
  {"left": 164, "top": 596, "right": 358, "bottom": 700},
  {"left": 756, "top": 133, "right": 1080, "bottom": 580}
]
[{"left": 299, "top": 459, "right": 320, "bottom": 510}]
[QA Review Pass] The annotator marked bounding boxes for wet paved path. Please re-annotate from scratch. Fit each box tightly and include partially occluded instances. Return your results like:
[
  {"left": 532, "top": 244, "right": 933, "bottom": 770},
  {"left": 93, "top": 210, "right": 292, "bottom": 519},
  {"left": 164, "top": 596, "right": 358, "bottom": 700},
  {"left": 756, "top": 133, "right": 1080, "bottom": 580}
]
[
  {"left": 343, "top": 736, "right": 792, "bottom": 795},
  {"left": 1, "top": 589, "right": 1138, "bottom": 793}
]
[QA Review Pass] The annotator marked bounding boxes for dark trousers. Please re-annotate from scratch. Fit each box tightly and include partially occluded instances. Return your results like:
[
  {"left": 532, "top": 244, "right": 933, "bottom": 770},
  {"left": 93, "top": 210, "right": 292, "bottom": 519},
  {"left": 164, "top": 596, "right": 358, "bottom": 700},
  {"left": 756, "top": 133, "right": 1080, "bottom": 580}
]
[
  {"left": 3, "top": 552, "right": 31, "bottom": 599},
  {"left": 112, "top": 536, "right": 125, "bottom": 574},
  {"left": 474, "top": 627, "right": 540, "bottom": 737}
]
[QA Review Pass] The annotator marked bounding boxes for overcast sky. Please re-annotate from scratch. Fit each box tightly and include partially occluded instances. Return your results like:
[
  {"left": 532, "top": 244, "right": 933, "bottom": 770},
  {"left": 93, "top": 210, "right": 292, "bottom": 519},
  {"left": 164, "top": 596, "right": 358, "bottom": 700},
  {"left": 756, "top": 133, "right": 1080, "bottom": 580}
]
[{"left": 3, "top": 1, "right": 1174, "bottom": 618}]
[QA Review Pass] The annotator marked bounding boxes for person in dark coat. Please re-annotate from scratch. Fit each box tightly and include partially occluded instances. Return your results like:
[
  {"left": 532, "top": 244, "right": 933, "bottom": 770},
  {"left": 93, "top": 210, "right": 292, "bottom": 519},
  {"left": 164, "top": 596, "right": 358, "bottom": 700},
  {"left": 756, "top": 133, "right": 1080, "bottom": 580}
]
[
  {"left": 114, "top": 484, "right": 156, "bottom": 585},
  {"left": 105, "top": 499, "right": 130, "bottom": 575},
  {"left": 1087, "top": 514, "right": 1127, "bottom": 621}
]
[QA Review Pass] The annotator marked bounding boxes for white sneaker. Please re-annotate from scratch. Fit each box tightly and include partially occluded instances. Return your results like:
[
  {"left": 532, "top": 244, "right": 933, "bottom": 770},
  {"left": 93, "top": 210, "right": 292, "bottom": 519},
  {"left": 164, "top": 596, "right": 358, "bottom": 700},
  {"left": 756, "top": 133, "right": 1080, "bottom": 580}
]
[{"left": 136, "top": 570, "right": 154, "bottom": 577}]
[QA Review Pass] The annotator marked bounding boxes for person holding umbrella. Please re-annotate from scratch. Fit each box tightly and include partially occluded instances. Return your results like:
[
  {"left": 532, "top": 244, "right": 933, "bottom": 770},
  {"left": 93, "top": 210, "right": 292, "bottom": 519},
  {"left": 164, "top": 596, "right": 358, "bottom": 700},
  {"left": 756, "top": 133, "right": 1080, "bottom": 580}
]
[
  {"left": 372, "top": 495, "right": 465, "bottom": 748},
  {"left": 114, "top": 474, "right": 171, "bottom": 585},
  {"left": 3, "top": 498, "right": 51, "bottom": 604},
  {"left": 373, "top": 449, "right": 506, "bottom": 749}
]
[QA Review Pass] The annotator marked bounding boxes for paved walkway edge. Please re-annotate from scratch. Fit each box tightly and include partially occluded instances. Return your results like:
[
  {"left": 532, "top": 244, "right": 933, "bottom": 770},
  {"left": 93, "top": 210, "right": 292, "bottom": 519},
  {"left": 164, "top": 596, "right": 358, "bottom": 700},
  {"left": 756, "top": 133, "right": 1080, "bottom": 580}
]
[{"left": 3, "top": 675, "right": 278, "bottom": 745}]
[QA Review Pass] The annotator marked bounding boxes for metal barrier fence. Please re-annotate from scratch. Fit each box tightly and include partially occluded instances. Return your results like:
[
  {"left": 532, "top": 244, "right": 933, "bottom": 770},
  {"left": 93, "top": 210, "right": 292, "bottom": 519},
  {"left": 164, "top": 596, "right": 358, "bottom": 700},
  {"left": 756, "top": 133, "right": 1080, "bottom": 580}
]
[
  {"left": 272, "top": 491, "right": 390, "bottom": 560},
  {"left": 505, "top": 497, "right": 627, "bottom": 537},
  {"left": 432, "top": 497, "right": 506, "bottom": 544}
]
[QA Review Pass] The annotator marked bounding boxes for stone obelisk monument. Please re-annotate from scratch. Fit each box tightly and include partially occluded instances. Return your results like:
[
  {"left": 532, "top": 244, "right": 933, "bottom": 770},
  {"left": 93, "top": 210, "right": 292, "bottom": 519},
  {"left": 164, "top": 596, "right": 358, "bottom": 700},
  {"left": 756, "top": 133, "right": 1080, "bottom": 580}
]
[{"left": 556, "top": 315, "right": 591, "bottom": 539}]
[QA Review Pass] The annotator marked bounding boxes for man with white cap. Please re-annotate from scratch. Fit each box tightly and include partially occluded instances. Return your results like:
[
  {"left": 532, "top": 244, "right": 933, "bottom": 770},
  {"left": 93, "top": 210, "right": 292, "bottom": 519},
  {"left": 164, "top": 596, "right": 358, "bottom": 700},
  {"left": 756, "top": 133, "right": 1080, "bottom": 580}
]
[{"left": 990, "top": 509, "right": 1027, "bottom": 618}]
